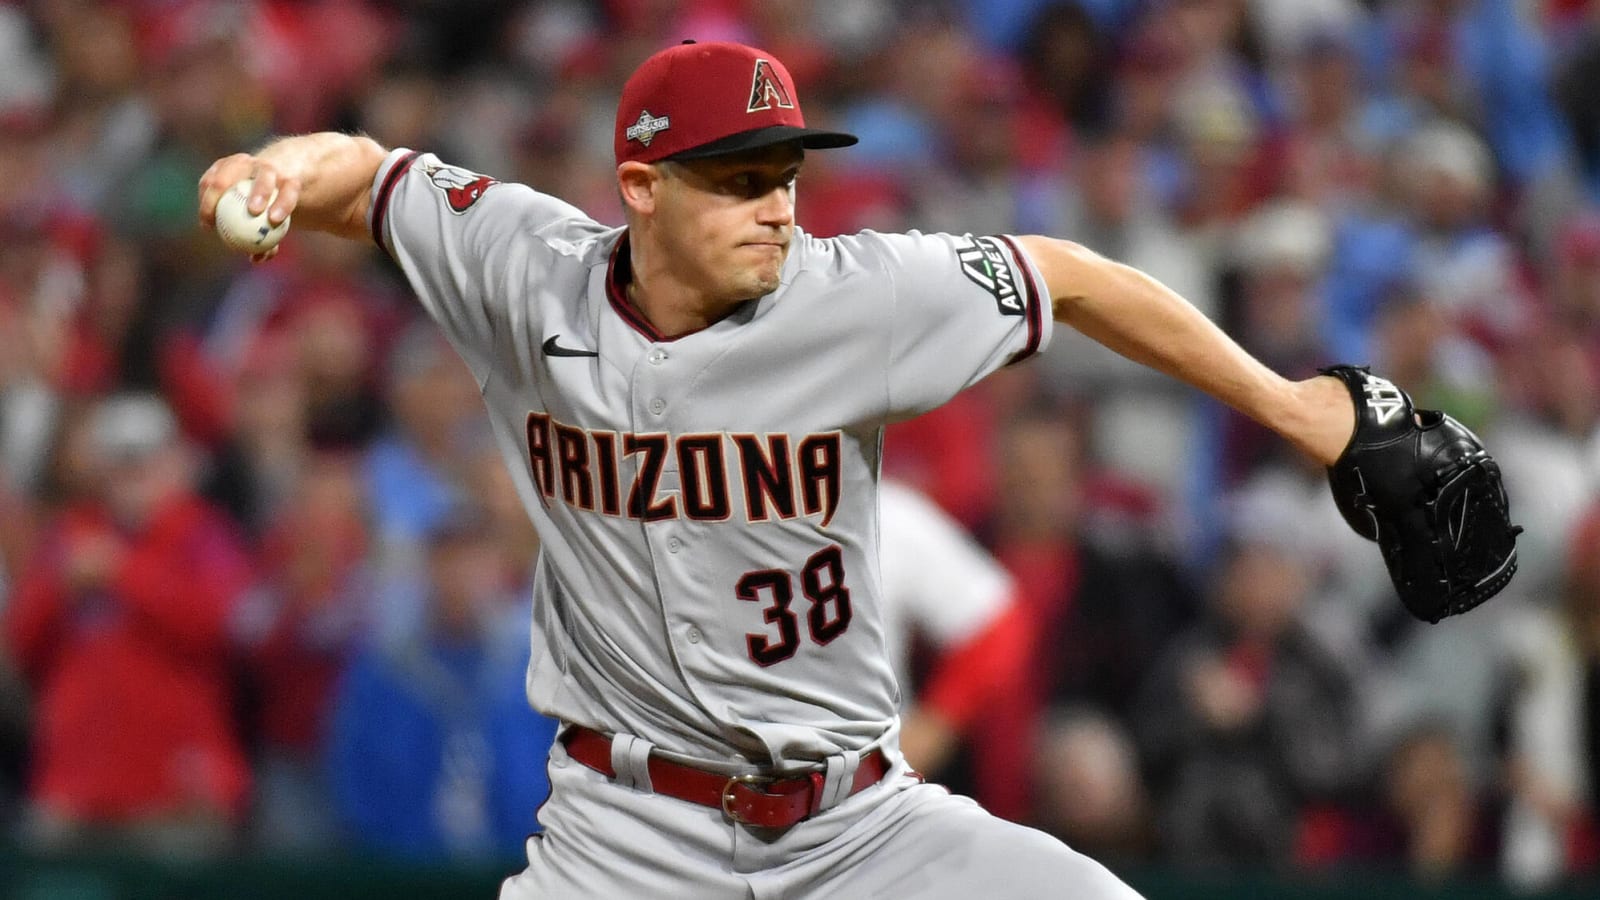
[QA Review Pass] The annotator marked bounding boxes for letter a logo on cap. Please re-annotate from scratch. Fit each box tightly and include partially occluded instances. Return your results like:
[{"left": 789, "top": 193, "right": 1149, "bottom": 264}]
[{"left": 746, "top": 59, "right": 795, "bottom": 113}]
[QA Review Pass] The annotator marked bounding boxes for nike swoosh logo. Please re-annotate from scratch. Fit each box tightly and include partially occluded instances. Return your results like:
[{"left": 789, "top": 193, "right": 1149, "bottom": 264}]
[{"left": 542, "top": 335, "right": 598, "bottom": 358}]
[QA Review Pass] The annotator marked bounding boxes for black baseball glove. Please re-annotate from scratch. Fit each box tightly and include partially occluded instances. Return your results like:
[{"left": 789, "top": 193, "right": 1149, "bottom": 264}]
[{"left": 1320, "top": 365, "right": 1521, "bottom": 623}]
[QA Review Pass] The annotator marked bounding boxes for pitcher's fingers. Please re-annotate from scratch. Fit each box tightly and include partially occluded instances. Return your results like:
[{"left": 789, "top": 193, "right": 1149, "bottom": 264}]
[
  {"left": 198, "top": 154, "right": 254, "bottom": 227},
  {"left": 246, "top": 165, "right": 277, "bottom": 216},
  {"left": 197, "top": 159, "right": 226, "bottom": 227},
  {"left": 267, "top": 177, "right": 300, "bottom": 226}
]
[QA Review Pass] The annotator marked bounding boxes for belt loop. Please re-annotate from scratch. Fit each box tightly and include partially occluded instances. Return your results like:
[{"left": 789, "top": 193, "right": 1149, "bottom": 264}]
[
  {"left": 818, "top": 749, "right": 860, "bottom": 813},
  {"left": 806, "top": 772, "right": 827, "bottom": 818},
  {"left": 610, "top": 733, "right": 654, "bottom": 793}
]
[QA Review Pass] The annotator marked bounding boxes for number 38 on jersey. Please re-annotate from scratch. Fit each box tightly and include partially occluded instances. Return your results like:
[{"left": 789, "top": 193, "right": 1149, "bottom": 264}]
[{"left": 526, "top": 413, "right": 854, "bottom": 666}]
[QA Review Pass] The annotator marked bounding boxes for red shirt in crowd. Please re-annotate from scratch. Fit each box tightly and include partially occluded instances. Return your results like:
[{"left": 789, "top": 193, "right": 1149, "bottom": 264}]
[{"left": 3, "top": 494, "right": 254, "bottom": 823}]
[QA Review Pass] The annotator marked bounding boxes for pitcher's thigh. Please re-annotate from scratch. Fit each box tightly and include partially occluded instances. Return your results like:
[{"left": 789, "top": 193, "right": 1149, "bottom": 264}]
[
  {"left": 804, "top": 785, "right": 1144, "bottom": 900},
  {"left": 499, "top": 750, "right": 747, "bottom": 900}
]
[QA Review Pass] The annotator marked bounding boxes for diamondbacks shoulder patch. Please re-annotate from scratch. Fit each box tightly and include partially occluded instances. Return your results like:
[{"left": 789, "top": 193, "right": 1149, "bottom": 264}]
[
  {"left": 422, "top": 163, "right": 498, "bottom": 214},
  {"left": 955, "top": 235, "right": 1023, "bottom": 317}
]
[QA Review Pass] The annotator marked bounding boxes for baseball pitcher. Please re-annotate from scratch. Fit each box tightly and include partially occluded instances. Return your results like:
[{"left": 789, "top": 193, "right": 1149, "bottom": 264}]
[{"left": 199, "top": 40, "right": 1517, "bottom": 899}]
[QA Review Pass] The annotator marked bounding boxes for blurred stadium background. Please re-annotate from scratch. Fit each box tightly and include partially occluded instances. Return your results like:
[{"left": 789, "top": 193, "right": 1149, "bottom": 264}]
[{"left": 4, "top": 0, "right": 1600, "bottom": 897}]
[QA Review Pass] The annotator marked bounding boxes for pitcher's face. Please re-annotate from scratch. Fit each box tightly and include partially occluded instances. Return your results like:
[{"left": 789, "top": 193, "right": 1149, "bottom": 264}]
[{"left": 651, "top": 143, "right": 803, "bottom": 303}]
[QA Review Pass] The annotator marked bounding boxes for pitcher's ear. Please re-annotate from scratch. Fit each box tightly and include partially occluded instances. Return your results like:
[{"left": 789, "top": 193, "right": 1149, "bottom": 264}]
[{"left": 618, "top": 161, "right": 662, "bottom": 215}]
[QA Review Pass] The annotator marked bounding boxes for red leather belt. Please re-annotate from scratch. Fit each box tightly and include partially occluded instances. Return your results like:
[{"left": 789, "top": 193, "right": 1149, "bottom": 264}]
[{"left": 563, "top": 725, "right": 890, "bottom": 829}]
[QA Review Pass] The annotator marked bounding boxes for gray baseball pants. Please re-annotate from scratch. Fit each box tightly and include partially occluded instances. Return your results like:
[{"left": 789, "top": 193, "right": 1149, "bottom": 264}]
[{"left": 499, "top": 734, "right": 1144, "bottom": 899}]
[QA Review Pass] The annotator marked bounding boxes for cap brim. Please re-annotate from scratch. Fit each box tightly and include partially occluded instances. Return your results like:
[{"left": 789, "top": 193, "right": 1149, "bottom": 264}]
[{"left": 667, "top": 124, "right": 858, "bottom": 161}]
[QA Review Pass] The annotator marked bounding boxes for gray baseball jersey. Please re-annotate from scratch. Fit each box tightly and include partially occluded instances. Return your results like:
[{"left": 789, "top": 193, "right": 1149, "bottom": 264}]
[{"left": 368, "top": 148, "right": 1050, "bottom": 771}]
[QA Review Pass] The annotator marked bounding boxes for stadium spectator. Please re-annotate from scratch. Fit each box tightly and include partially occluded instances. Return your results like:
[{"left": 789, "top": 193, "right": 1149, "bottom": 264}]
[
  {"left": 1017, "top": 2, "right": 1113, "bottom": 138},
  {"left": 1042, "top": 128, "right": 1214, "bottom": 502},
  {"left": 1132, "top": 538, "right": 1359, "bottom": 867},
  {"left": 326, "top": 506, "right": 555, "bottom": 863},
  {"left": 1489, "top": 327, "right": 1600, "bottom": 602},
  {"left": 362, "top": 321, "right": 490, "bottom": 650},
  {"left": 202, "top": 334, "right": 308, "bottom": 538},
  {"left": 1275, "top": 26, "right": 1381, "bottom": 216},
  {"left": 363, "top": 322, "right": 484, "bottom": 551},
  {"left": 1, "top": 393, "right": 254, "bottom": 856},
  {"left": 974, "top": 403, "right": 1194, "bottom": 822},
  {"left": 877, "top": 479, "right": 1029, "bottom": 780},
  {"left": 240, "top": 453, "right": 371, "bottom": 853},
  {"left": 1499, "top": 505, "right": 1600, "bottom": 890},
  {"left": 1355, "top": 722, "right": 1500, "bottom": 882}
]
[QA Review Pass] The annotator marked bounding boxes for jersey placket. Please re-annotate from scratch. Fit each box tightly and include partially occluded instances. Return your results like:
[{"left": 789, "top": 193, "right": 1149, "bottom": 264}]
[{"left": 621, "top": 325, "right": 734, "bottom": 731}]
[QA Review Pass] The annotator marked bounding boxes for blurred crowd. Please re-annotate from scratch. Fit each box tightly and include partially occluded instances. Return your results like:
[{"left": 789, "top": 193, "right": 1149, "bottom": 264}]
[{"left": 3, "top": 0, "right": 1600, "bottom": 891}]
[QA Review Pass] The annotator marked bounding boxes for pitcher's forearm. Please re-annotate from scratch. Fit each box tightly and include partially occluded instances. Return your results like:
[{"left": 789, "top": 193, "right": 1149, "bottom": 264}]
[
  {"left": 198, "top": 133, "right": 389, "bottom": 243},
  {"left": 254, "top": 133, "right": 387, "bottom": 236},
  {"left": 1018, "top": 234, "right": 1355, "bottom": 465}
]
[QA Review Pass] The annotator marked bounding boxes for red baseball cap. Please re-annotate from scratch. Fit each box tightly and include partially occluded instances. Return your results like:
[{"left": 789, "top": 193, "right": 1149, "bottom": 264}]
[{"left": 614, "top": 40, "right": 857, "bottom": 165}]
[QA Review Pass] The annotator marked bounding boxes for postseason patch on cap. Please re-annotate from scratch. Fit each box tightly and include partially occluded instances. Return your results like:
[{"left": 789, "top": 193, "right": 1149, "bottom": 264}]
[
  {"left": 626, "top": 110, "right": 671, "bottom": 147},
  {"left": 614, "top": 41, "right": 855, "bottom": 164}
]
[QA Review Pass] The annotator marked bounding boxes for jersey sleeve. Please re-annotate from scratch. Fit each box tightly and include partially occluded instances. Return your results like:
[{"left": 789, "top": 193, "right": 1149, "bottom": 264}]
[
  {"left": 367, "top": 148, "right": 602, "bottom": 385},
  {"left": 852, "top": 230, "right": 1052, "bottom": 418}
]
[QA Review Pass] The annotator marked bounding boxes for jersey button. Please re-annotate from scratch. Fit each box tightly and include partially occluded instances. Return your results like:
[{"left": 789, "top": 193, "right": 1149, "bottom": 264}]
[
  {"left": 648, "top": 349, "right": 668, "bottom": 365},
  {"left": 686, "top": 627, "right": 702, "bottom": 644},
  {"left": 666, "top": 537, "right": 683, "bottom": 553},
  {"left": 649, "top": 397, "right": 666, "bottom": 415}
]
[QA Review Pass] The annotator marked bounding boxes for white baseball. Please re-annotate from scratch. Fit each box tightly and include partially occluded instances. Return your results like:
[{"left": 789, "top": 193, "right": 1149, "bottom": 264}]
[{"left": 213, "top": 178, "right": 290, "bottom": 254}]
